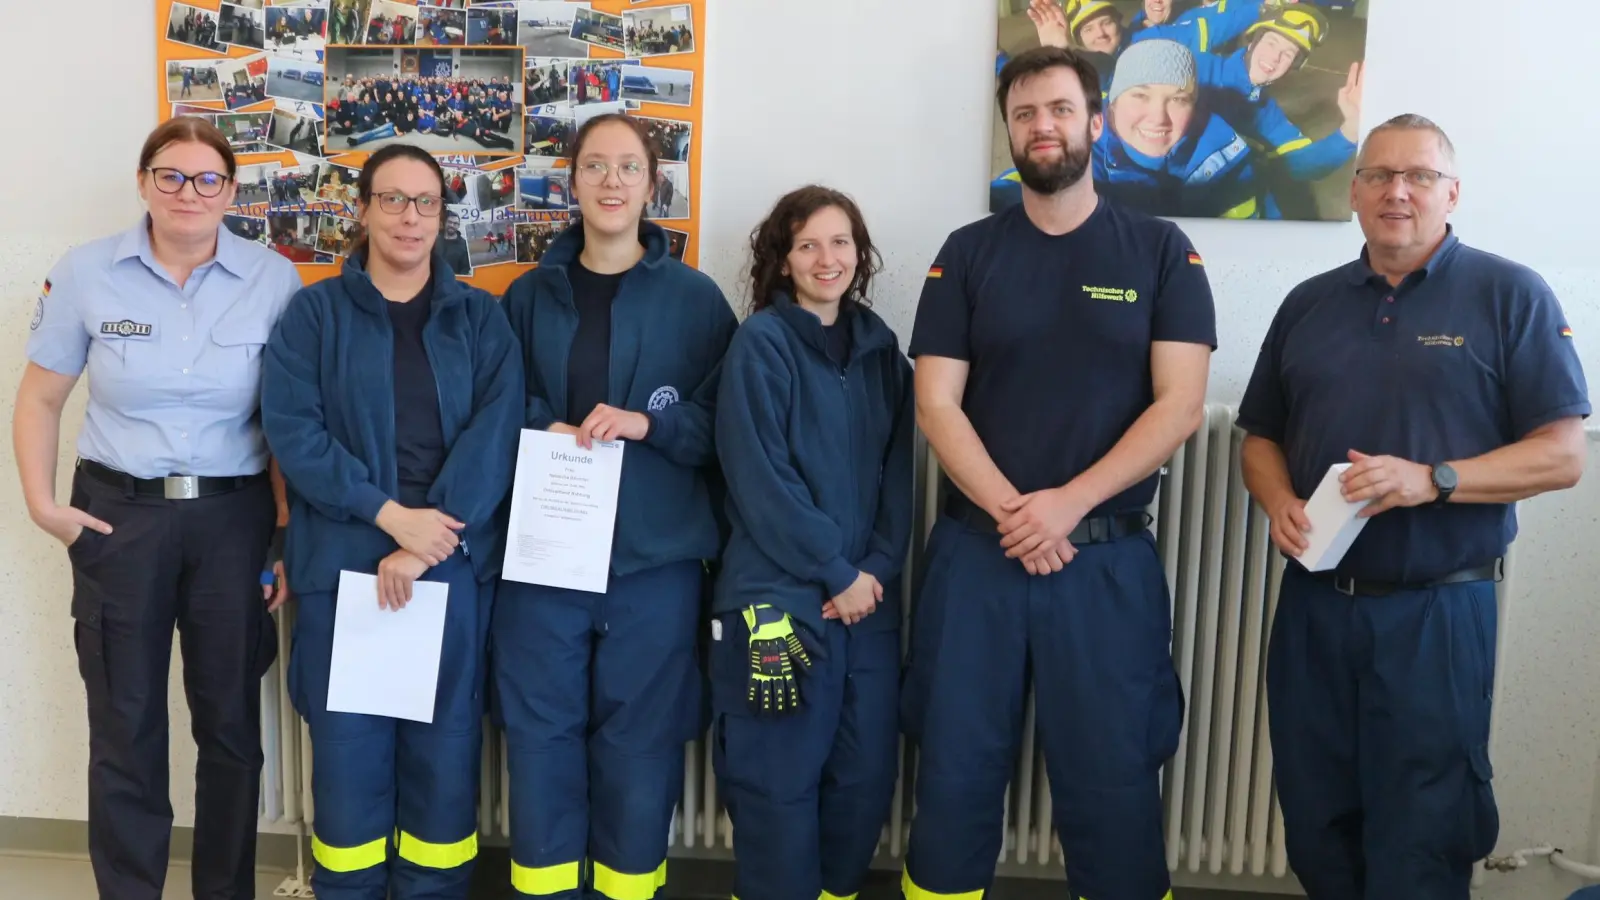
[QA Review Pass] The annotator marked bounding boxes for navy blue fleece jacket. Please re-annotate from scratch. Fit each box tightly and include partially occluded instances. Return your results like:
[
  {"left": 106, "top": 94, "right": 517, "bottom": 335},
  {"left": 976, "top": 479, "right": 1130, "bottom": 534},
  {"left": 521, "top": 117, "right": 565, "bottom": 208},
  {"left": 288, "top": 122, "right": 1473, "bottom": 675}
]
[
  {"left": 262, "top": 253, "right": 525, "bottom": 592},
  {"left": 501, "top": 221, "right": 737, "bottom": 576},
  {"left": 713, "top": 295, "right": 915, "bottom": 637}
]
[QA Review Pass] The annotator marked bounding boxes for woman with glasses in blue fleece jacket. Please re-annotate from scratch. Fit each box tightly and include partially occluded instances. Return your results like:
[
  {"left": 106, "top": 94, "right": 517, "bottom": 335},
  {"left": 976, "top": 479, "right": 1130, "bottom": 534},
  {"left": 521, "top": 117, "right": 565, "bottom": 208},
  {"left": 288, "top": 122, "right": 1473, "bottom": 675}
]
[
  {"left": 710, "top": 185, "right": 915, "bottom": 900},
  {"left": 261, "top": 144, "right": 524, "bottom": 900},
  {"left": 495, "top": 113, "right": 737, "bottom": 899}
]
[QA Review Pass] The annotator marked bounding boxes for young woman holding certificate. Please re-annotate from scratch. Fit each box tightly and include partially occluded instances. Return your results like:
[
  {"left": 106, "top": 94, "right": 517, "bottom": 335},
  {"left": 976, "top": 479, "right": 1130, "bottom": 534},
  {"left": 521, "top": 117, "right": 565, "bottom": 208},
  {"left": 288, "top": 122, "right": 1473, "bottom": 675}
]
[
  {"left": 496, "top": 113, "right": 737, "bottom": 899},
  {"left": 709, "top": 186, "right": 915, "bottom": 900},
  {"left": 261, "top": 144, "right": 524, "bottom": 900}
]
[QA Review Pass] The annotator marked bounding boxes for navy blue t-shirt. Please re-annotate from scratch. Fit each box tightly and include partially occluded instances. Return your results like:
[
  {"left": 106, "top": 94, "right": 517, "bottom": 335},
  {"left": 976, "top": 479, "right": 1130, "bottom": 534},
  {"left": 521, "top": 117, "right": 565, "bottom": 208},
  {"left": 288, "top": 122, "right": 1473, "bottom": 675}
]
[
  {"left": 1237, "top": 229, "right": 1590, "bottom": 582},
  {"left": 823, "top": 307, "right": 852, "bottom": 367},
  {"left": 565, "top": 260, "right": 625, "bottom": 424},
  {"left": 389, "top": 283, "right": 446, "bottom": 508},
  {"left": 909, "top": 198, "right": 1217, "bottom": 514}
]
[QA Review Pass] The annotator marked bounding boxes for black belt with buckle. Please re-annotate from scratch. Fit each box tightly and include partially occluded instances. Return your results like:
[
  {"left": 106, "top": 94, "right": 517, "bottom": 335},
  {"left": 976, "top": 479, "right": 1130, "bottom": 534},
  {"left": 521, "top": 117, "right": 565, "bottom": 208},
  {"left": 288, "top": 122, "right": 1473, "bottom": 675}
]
[
  {"left": 79, "top": 459, "right": 267, "bottom": 500},
  {"left": 946, "top": 495, "right": 1151, "bottom": 545},
  {"left": 1318, "top": 559, "right": 1504, "bottom": 597}
]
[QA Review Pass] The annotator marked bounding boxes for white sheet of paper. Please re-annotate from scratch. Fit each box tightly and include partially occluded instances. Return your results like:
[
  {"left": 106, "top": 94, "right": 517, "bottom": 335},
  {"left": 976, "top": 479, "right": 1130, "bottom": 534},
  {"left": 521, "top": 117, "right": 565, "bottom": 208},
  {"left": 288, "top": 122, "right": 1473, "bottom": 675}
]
[
  {"left": 1298, "top": 463, "right": 1373, "bottom": 572},
  {"left": 501, "top": 429, "right": 624, "bottom": 593},
  {"left": 326, "top": 571, "right": 449, "bottom": 724}
]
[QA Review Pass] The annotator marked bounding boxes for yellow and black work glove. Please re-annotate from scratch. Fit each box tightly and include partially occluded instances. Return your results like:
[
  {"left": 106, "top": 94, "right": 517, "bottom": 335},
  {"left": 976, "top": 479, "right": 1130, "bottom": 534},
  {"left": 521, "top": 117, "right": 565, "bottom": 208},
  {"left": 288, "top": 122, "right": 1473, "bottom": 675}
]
[{"left": 744, "top": 604, "right": 813, "bottom": 715}]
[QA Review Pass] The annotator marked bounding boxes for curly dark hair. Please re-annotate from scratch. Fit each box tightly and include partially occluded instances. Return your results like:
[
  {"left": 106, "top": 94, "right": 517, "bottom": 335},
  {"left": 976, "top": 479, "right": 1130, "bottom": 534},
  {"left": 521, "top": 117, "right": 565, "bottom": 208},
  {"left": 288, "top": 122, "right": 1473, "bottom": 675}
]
[{"left": 746, "top": 185, "right": 881, "bottom": 316}]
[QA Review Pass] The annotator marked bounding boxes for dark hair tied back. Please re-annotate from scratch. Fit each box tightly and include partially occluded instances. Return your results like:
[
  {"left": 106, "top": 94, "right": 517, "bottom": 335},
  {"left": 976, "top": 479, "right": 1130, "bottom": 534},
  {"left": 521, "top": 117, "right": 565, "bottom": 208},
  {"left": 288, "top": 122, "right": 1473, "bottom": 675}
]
[
  {"left": 352, "top": 143, "right": 449, "bottom": 254},
  {"left": 746, "top": 185, "right": 881, "bottom": 317}
]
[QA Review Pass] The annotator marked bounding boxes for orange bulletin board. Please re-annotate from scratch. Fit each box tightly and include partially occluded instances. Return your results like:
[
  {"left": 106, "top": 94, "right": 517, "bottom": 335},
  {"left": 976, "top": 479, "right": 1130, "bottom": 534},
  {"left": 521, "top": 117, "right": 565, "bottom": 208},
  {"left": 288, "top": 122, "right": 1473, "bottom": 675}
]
[{"left": 156, "top": 0, "right": 706, "bottom": 295}]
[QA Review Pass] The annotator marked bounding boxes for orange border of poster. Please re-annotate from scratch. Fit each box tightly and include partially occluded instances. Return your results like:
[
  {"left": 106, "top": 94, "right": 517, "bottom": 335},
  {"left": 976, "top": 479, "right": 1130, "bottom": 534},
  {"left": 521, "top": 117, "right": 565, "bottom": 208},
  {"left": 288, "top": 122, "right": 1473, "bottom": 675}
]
[{"left": 155, "top": 0, "right": 706, "bottom": 296}]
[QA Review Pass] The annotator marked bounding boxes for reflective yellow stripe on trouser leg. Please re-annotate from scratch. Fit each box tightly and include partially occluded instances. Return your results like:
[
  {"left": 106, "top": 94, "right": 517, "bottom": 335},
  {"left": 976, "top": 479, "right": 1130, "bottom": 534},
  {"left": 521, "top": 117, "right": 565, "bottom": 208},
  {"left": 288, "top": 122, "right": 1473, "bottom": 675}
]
[
  {"left": 900, "top": 869, "right": 984, "bottom": 900},
  {"left": 311, "top": 834, "right": 388, "bottom": 873},
  {"left": 592, "top": 860, "right": 668, "bottom": 900},
  {"left": 511, "top": 859, "right": 582, "bottom": 895},
  {"left": 395, "top": 830, "right": 479, "bottom": 869},
  {"left": 820, "top": 891, "right": 860, "bottom": 900}
]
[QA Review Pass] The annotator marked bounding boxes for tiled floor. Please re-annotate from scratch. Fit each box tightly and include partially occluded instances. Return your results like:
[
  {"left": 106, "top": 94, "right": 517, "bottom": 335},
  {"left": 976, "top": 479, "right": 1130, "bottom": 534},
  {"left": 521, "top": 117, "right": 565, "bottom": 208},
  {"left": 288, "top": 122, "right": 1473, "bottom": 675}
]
[{"left": 0, "top": 854, "right": 293, "bottom": 897}]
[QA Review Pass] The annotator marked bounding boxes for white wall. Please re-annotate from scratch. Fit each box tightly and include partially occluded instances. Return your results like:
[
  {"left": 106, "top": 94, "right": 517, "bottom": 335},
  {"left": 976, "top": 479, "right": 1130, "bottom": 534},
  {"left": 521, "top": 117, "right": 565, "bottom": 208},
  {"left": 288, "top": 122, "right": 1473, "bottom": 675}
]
[{"left": 4, "top": 1, "right": 1599, "bottom": 895}]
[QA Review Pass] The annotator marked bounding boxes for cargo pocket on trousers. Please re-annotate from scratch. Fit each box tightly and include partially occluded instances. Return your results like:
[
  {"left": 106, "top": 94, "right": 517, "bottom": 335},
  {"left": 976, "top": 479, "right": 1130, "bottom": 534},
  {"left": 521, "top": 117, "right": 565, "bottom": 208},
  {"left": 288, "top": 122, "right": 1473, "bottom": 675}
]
[
  {"left": 73, "top": 620, "right": 109, "bottom": 697},
  {"left": 1466, "top": 742, "right": 1499, "bottom": 861},
  {"left": 1145, "top": 662, "right": 1185, "bottom": 770}
]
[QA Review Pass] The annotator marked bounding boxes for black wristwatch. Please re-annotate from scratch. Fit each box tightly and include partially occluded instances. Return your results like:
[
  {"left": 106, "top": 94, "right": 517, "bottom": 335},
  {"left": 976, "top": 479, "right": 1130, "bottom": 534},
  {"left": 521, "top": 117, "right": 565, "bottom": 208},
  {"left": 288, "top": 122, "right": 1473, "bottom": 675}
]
[{"left": 1430, "top": 462, "right": 1458, "bottom": 506}]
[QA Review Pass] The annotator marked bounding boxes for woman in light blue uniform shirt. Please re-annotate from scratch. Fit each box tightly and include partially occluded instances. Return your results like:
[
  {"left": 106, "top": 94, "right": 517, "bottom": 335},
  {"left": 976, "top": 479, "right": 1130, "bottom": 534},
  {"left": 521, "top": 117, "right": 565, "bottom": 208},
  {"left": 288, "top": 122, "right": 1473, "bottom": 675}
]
[{"left": 11, "top": 116, "right": 301, "bottom": 899}]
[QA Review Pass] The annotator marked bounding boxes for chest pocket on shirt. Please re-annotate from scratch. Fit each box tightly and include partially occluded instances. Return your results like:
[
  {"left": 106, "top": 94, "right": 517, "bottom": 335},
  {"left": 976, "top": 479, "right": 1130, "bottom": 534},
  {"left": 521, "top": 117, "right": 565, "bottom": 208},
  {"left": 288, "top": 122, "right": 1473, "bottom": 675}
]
[{"left": 209, "top": 316, "right": 271, "bottom": 398}]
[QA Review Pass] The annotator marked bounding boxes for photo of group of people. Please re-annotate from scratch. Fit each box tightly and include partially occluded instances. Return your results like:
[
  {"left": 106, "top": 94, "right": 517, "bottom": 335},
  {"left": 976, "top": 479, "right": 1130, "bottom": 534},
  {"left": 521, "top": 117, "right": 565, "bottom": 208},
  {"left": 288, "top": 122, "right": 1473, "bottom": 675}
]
[
  {"left": 316, "top": 216, "right": 362, "bottom": 257},
  {"left": 991, "top": 0, "right": 1369, "bottom": 221},
  {"left": 525, "top": 116, "right": 575, "bottom": 160},
  {"left": 219, "top": 4, "right": 265, "bottom": 52},
  {"left": 624, "top": 5, "right": 695, "bottom": 58},
  {"left": 417, "top": 6, "right": 468, "bottom": 46},
  {"left": 267, "top": 213, "right": 333, "bottom": 264},
  {"left": 636, "top": 116, "right": 691, "bottom": 163},
  {"left": 266, "top": 6, "right": 327, "bottom": 53},
  {"left": 157, "top": 0, "right": 705, "bottom": 276},
  {"left": 465, "top": 220, "right": 518, "bottom": 270},
  {"left": 323, "top": 48, "right": 523, "bottom": 155},
  {"left": 515, "top": 222, "right": 559, "bottom": 265},
  {"left": 167, "top": 3, "right": 224, "bottom": 54}
]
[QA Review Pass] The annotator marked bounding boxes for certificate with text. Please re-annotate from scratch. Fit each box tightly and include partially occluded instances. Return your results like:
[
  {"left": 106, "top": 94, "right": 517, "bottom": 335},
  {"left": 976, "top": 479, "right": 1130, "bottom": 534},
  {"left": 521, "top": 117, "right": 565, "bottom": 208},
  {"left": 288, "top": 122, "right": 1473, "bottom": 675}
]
[{"left": 502, "top": 429, "right": 624, "bottom": 593}]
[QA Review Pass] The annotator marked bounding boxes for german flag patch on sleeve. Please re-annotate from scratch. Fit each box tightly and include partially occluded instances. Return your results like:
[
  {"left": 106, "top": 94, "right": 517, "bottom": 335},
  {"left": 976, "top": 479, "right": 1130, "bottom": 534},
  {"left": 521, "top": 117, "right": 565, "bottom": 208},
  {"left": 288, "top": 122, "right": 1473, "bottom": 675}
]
[
  {"left": 1186, "top": 251, "right": 1204, "bottom": 266},
  {"left": 927, "top": 266, "right": 944, "bottom": 279},
  {"left": 1561, "top": 325, "right": 1574, "bottom": 338}
]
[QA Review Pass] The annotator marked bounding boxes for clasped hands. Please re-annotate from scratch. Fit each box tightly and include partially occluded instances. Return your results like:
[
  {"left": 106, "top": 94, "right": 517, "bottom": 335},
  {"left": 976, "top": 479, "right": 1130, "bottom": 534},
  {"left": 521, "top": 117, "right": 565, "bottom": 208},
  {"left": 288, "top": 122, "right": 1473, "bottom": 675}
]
[{"left": 993, "top": 485, "right": 1093, "bottom": 576}]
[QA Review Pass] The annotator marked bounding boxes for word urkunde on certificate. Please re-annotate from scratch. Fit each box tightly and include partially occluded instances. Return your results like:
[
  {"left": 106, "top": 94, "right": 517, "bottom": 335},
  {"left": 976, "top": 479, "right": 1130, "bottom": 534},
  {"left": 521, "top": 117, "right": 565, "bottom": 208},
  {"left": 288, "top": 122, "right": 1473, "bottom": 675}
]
[{"left": 502, "top": 429, "right": 624, "bottom": 593}]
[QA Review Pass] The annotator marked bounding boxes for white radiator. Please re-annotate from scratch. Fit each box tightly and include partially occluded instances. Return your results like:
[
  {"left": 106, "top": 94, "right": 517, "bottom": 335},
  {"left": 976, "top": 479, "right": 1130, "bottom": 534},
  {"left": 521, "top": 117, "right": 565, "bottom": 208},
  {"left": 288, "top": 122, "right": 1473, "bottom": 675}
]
[{"left": 257, "top": 403, "right": 1308, "bottom": 890}]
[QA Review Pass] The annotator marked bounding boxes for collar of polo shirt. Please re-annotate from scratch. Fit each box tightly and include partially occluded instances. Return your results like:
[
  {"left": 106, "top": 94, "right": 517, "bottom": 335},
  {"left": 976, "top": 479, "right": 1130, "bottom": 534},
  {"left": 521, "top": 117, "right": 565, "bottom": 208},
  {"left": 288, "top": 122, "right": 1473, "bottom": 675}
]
[{"left": 1349, "top": 225, "right": 1460, "bottom": 286}]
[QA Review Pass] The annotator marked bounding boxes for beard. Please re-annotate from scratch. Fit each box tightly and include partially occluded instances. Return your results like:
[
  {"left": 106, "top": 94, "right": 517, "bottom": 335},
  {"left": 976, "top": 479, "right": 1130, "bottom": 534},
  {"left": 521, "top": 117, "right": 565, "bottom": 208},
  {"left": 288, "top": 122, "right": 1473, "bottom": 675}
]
[{"left": 1011, "top": 128, "right": 1093, "bottom": 195}]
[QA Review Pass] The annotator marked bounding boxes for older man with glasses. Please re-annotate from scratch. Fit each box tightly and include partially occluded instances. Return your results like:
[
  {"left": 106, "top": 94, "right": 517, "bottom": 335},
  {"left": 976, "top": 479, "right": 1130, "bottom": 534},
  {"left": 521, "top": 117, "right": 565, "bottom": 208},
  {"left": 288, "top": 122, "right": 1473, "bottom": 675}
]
[{"left": 1237, "top": 113, "right": 1591, "bottom": 899}]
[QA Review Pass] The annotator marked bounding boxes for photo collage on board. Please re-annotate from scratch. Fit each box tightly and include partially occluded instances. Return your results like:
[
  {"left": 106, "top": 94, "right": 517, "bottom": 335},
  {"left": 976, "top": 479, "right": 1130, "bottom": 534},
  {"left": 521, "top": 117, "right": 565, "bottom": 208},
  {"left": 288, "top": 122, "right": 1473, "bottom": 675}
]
[{"left": 160, "top": 0, "right": 701, "bottom": 278}]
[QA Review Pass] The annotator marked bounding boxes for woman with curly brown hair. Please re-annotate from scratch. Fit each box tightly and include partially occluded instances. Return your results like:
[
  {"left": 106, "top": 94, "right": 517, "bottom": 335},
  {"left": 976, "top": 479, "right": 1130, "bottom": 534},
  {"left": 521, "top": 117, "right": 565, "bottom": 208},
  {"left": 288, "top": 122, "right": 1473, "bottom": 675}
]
[{"left": 709, "top": 185, "right": 915, "bottom": 900}]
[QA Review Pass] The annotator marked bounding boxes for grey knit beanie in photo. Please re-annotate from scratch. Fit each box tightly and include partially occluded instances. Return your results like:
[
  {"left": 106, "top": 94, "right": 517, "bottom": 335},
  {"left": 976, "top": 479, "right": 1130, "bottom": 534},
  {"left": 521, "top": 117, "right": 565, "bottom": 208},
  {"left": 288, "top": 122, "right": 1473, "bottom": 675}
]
[{"left": 1107, "top": 39, "right": 1197, "bottom": 106}]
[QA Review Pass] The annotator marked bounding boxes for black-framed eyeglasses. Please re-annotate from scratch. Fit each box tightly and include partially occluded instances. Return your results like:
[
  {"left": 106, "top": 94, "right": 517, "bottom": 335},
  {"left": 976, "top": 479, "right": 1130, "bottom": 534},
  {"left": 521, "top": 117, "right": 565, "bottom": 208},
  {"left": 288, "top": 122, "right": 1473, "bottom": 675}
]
[
  {"left": 146, "top": 167, "right": 232, "bottom": 198},
  {"left": 374, "top": 191, "right": 445, "bottom": 217},
  {"left": 576, "top": 160, "right": 647, "bottom": 187},
  {"left": 1354, "top": 168, "right": 1457, "bottom": 189}
]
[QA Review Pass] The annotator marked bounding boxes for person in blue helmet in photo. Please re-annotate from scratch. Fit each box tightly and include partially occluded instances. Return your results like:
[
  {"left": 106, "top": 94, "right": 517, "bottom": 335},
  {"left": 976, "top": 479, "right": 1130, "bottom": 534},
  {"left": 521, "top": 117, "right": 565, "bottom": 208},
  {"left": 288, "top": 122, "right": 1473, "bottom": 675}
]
[
  {"left": 1194, "top": 6, "right": 1363, "bottom": 185},
  {"left": 1169, "top": 0, "right": 1276, "bottom": 50},
  {"left": 1092, "top": 39, "right": 1268, "bottom": 218},
  {"left": 996, "top": 0, "right": 1204, "bottom": 81}
]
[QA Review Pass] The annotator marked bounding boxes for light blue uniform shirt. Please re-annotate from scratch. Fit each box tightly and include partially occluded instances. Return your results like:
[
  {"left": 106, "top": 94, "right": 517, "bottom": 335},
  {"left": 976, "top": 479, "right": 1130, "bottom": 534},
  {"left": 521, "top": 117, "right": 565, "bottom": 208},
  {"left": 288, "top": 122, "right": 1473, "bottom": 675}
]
[{"left": 27, "top": 218, "right": 302, "bottom": 479}]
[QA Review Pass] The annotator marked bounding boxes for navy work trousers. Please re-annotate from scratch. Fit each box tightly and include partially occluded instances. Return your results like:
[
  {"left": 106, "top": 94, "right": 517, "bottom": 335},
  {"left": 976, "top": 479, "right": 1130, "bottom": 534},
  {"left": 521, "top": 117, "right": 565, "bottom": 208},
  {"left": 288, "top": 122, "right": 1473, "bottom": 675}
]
[
  {"left": 290, "top": 552, "right": 493, "bottom": 899},
  {"left": 900, "top": 516, "right": 1182, "bottom": 900},
  {"left": 67, "top": 468, "right": 277, "bottom": 900},
  {"left": 492, "top": 560, "right": 705, "bottom": 899},
  {"left": 1268, "top": 564, "right": 1500, "bottom": 900},
  {"left": 711, "top": 612, "right": 901, "bottom": 900}
]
